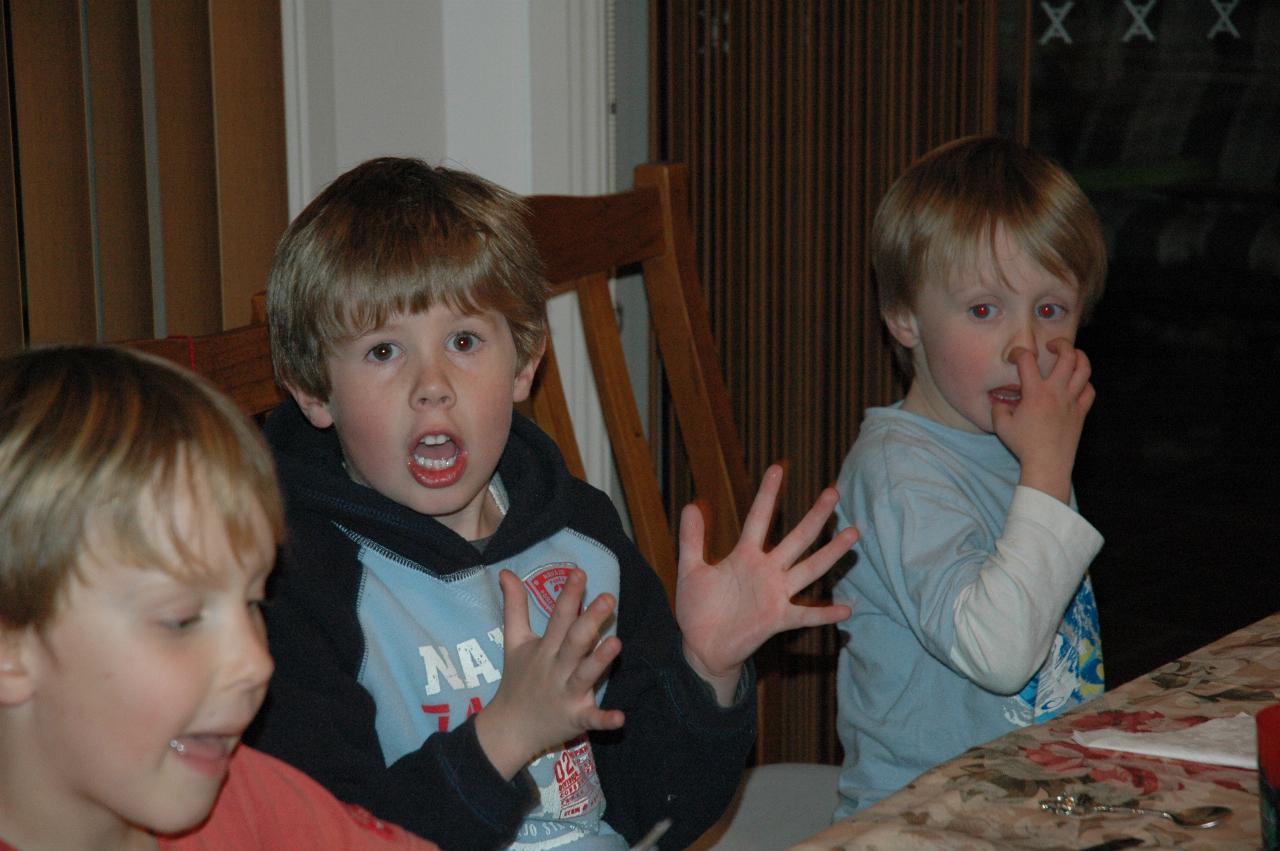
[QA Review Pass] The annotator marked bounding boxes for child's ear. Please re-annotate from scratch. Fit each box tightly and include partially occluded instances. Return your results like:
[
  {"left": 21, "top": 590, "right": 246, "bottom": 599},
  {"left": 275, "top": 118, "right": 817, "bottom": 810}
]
[
  {"left": 512, "top": 338, "right": 546, "bottom": 404},
  {"left": 0, "top": 629, "right": 35, "bottom": 706},
  {"left": 287, "top": 386, "right": 335, "bottom": 429},
  {"left": 883, "top": 308, "right": 921, "bottom": 349}
]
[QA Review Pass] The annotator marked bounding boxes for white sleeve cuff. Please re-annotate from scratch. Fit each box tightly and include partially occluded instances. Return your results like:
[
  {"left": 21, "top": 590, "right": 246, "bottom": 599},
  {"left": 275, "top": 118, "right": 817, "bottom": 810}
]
[{"left": 947, "top": 486, "right": 1103, "bottom": 694}]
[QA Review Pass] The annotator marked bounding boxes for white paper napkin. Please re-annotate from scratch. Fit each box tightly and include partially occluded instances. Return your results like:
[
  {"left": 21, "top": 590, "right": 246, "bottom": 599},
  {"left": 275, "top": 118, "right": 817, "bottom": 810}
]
[{"left": 1071, "top": 712, "right": 1257, "bottom": 769}]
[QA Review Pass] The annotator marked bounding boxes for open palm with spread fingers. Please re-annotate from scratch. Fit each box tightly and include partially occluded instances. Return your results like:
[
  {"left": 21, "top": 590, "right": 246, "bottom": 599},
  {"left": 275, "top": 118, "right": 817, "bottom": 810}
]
[
  {"left": 474, "top": 568, "right": 624, "bottom": 779},
  {"left": 675, "top": 464, "right": 859, "bottom": 703}
]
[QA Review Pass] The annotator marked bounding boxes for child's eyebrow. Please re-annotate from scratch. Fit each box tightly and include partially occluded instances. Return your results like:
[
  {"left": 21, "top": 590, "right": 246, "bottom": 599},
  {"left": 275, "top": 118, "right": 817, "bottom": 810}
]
[
  {"left": 944, "top": 279, "right": 1001, "bottom": 298},
  {"left": 340, "top": 324, "right": 400, "bottom": 347}
]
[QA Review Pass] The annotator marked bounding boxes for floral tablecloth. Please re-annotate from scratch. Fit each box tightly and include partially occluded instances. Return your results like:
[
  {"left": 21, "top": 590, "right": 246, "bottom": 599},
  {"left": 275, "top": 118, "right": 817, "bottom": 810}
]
[{"left": 792, "top": 611, "right": 1280, "bottom": 850}]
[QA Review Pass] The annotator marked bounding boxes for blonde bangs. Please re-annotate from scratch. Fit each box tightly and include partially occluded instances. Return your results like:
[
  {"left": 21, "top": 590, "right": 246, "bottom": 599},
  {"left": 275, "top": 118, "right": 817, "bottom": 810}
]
[
  {"left": 870, "top": 136, "right": 1107, "bottom": 382},
  {"left": 0, "top": 346, "right": 283, "bottom": 629},
  {"left": 267, "top": 158, "right": 549, "bottom": 400}
]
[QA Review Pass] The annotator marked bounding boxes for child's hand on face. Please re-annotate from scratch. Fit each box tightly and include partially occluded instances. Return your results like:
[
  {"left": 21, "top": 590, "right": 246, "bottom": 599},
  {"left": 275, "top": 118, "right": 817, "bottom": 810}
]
[
  {"left": 675, "top": 465, "right": 858, "bottom": 705},
  {"left": 474, "top": 569, "right": 624, "bottom": 780},
  {"left": 993, "top": 338, "right": 1095, "bottom": 503}
]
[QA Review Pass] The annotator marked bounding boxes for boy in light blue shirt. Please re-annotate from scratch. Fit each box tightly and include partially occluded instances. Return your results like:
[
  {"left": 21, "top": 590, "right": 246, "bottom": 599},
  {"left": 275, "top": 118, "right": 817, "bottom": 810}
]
[{"left": 834, "top": 136, "right": 1108, "bottom": 816}]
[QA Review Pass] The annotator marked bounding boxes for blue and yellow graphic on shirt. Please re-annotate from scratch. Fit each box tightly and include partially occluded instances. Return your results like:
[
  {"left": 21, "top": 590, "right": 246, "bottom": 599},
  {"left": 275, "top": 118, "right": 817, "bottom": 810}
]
[{"left": 1011, "top": 575, "right": 1105, "bottom": 725}]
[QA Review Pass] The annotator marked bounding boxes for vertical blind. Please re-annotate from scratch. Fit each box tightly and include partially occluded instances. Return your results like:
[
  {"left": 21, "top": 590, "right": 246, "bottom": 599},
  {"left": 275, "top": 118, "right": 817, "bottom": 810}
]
[
  {"left": 651, "top": 0, "right": 1020, "bottom": 764},
  {"left": 1, "top": 0, "right": 287, "bottom": 355}
]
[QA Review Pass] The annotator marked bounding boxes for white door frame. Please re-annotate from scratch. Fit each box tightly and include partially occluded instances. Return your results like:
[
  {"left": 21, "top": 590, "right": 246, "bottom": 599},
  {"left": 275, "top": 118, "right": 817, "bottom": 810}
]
[{"left": 279, "top": 0, "right": 618, "bottom": 499}]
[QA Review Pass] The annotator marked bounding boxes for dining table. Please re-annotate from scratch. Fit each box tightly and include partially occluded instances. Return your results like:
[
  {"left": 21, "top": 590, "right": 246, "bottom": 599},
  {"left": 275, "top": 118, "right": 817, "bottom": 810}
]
[{"left": 790, "top": 609, "right": 1280, "bottom": 850}]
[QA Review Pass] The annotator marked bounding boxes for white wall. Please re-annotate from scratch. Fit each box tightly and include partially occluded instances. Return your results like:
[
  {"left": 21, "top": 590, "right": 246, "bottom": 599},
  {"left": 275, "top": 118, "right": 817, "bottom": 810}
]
[{"left": 280, "top": 0, "right": 618, "bottom": 497}]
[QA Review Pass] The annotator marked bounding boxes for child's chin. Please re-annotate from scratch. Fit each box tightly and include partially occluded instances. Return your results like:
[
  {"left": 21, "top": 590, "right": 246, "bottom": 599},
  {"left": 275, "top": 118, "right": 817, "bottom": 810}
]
[{"left": 147, "top": 795, "right": 222, "bottom": 840}]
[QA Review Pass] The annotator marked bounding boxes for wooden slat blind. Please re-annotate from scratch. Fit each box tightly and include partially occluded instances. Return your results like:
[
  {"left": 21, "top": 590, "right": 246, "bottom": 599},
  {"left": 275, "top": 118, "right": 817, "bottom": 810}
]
[
  {"left": 652, "top": 0, "right": 1009, "bottom": 765},
  {"left": 8, "top": 0, "right": 98, "bottom": 345},
  {"left": 209, "top": 0, "right": 287, "bottom": 329},
  {"left": 86, "top": 0, "right": 153, "bottom": 341},
  {"left": 0, "top": 19, "right": 18, "bottom": 349},
  {"left": 152, "top": 0, "right": 223, "bottom": 336},
  {"left": 0, "top": 0, "right": 286, "bottom": 355}
]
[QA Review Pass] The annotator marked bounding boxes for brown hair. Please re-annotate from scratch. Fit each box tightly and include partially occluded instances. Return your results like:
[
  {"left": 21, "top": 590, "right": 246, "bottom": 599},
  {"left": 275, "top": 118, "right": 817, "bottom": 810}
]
[
  {"left": 268, "top": 157, "right": 549, "bottom": 399},
  {"left": 871, "top": 135, "right": 1107, "bottom": 378},
  {"left": 0, "top": 345, "right": 284, "bottom": 630}
]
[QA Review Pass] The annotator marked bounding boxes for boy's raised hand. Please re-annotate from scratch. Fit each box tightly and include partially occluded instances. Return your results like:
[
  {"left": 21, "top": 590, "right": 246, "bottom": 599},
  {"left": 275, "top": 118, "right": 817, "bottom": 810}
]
[
  {"left": 993, "top": 338, "right": 1095, "bottom": 504},
  {"left": 675, "top": 465, "right": 858, "bottom": 704},
  {"left": 475, "top": 568, "right": 624, "bottom": 780}
]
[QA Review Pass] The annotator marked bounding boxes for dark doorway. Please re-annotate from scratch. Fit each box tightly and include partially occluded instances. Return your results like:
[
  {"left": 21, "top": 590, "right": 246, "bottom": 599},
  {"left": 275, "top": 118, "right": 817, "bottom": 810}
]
[{"left": 1012, "top": 2, "right": 1280, "bottom": 684}]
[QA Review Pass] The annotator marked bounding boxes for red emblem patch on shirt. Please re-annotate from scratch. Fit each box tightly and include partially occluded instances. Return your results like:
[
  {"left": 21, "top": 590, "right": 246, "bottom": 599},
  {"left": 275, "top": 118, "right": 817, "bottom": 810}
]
[{"left": 523, "top": 563, "right": 578, "bottom": 617}]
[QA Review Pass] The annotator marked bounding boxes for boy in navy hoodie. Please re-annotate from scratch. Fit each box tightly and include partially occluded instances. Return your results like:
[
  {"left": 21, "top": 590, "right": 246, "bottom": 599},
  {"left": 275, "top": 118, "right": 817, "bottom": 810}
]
[{"left": 249, "top": 157, "right": 858, "bottom": 850}]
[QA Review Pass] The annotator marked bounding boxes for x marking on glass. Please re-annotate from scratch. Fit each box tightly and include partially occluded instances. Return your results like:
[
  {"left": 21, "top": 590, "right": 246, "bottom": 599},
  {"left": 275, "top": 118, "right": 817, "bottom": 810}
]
[
  {"left": 1039, "top": 1, "right": 1074, "bottom": 45},
  {"left": 1122, "top": 0, "right": 1157, "bottom": 43},
  {"left": 1208, "top": 0, "right": 1241, "bottom": 39}
]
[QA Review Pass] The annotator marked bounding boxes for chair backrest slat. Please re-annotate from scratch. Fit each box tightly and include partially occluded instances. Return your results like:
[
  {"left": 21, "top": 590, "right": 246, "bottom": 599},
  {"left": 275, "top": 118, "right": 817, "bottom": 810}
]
[
  {"left": 523, "top": 163, "right": 752, "bottom": 602},
  {"left": 574, "top": 270, "right": 678, "bottom": 599},
  {"left": 519, "top": 339, "right": 587, "bottom": 481},
  {"left": 637, "top": 165, "right": 753, "bottom": 560},
  {"left": 526, "top": 186, "right": 667, "bottom": 292},
  {"left": 124, "top": 323, "right": 282, "bottom": 419}
]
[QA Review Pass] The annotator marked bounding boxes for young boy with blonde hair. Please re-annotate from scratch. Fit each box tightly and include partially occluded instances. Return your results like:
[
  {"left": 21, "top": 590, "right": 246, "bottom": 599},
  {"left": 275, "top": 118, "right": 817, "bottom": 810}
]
[
  {"left": 833, "top": 135, "right": 1108, "bottom": 815},
  {"left": 248, "top": 157, "right": 858, "bottom": 849},
  {"left": 0, "top": 345, "right": 439, "bottom": 850}
]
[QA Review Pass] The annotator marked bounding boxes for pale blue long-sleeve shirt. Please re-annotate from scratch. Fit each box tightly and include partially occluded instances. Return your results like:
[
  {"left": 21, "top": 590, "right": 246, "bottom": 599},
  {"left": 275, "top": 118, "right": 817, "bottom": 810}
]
[{"left": 833, "top": 405, "right": 1104, "bottom": 818}]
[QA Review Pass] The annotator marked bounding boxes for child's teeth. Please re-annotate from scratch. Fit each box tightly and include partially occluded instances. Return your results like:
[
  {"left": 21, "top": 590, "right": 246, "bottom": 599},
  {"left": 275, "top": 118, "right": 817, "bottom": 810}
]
[
  {"left": 169, "top": 735, "right": 232, "bottom": 758},
  {"left": 413, "top": 453, "right": 458, "bottom": 470},
  {"left": 413, "top": 434, "right": 457, "bottom": 469}
]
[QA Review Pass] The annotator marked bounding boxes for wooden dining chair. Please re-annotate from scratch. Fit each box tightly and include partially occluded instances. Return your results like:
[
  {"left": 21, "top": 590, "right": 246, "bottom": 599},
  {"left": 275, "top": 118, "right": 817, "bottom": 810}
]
[
  {"left": 121, "top": 322, "right": 283, "bottom": 420},
  {"left": 529, "top": 166, "right": 846, "bottom": 839},
  {"left": 521, "top": 162, "right": 754, "bottom": 605}
]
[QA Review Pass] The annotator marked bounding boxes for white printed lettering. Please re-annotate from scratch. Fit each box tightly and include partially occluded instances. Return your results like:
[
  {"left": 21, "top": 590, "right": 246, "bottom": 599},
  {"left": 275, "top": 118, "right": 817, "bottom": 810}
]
[
  {"left": 418, "top": 645, "right": 464, "bottom": 695},
  {"left": 457, "top": 638, "right": 501, "bottom": 687}
]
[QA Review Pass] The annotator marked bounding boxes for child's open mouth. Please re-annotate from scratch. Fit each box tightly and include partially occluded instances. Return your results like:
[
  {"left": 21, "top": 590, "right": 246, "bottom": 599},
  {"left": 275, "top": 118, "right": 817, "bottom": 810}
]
[
  {"left": 413, "top": 433, "right": 460, "bottom": 470},
  {"left": 989, "top": 386, "right": 1022, "bottom": 405},
  {"left": 169, "top": 735, "right": 236, "bottom": 778},
  {"left": 409, "top": 433, "right": 467, "bottom": 487}
]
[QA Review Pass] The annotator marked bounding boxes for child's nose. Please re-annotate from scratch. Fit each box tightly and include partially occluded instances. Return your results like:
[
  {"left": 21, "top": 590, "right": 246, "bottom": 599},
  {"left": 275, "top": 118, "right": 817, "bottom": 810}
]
[
  {"left": 412, "top": 361, "right": 455, "bottom": 408},
  {"left": 228, "top": 616, "right": 274, "bottom": 693},
  {"left": 1004, "top": 318, "right": 1040, "bottom": 364}
]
